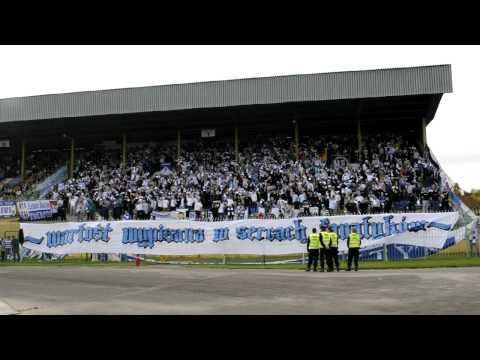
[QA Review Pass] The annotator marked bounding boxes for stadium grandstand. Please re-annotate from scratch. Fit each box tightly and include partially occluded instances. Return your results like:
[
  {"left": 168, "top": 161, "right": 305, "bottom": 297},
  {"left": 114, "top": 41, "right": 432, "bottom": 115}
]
[
  {"left": 1, "top": 63, "right": 479, "bottom": 264},
  {"left": 0, "top": 65, "right": 462, "bottom": 219},
  {"left": 2, "top": 62, "right": 480, "bottom": 316}
]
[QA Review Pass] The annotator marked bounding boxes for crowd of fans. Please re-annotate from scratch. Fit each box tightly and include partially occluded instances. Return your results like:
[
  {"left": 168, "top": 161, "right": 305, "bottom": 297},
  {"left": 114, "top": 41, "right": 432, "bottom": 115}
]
[
  {"left": 45, "top": 133, "right": 452, "bottom": 222},
  {"left": 0, "top": 152, "right": 20, "bottom": 180},
  {"left": 0, "top": 150, "right": 66, "bottom": 199}
]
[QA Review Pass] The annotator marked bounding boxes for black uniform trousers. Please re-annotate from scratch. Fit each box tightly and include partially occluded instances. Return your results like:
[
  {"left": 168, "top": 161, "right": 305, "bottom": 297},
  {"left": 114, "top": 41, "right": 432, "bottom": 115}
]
[
  {"left": 320, "top": 248, "right": 330, "bottom": 271},
  {"left": 347, "top": 248, "right": 360, "bottom": 270},
  {"left": 329, "top": 247, "right": 339, "bottom": 271},
  {"left": 13, "top": 247, "right": 20, "bottom": 262},
  {"left": 307, "top": 249, "right": 319, "bottom": 270}
]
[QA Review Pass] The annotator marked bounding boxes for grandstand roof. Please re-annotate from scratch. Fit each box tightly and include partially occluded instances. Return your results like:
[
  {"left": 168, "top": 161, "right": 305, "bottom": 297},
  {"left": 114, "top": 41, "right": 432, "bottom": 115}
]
[{"left": 0, "top": 65, "right": 452, "bottom": 123}]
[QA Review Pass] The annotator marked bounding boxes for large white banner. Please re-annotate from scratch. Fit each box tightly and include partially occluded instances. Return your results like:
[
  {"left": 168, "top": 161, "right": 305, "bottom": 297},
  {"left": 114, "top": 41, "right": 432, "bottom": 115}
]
[{"left": 20, "top": 212, "right": 459, "bottom": 256}]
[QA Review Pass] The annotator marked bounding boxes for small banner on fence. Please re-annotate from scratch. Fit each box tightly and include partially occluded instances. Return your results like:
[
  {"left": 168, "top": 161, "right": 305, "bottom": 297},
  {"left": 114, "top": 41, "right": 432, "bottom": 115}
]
[
  {"left": 0, "top": 201, "right": 17, "bottom": 218},
  {"left": 17, "top": 200, "right": 57, "bottom": 221},
  {"left": 20, "top": 212, "right": 459, "bottom": 257}
]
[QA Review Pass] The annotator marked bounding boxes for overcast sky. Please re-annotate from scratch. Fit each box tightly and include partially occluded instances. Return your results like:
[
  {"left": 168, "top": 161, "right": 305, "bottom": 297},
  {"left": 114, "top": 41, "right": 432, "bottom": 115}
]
[{"left": 0, "top": 45, "right": 478, "bottom": 191}]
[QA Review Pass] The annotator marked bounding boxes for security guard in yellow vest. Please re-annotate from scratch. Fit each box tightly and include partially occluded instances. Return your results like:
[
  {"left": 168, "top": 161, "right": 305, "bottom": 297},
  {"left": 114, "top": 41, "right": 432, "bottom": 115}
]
[
  {"left": 319, "top": 226, "right": 330, "bottom": 272},
  {"left": 347, "top": 227, "right": 362, "bottom": 271},
  {"left": 306, "top": 228, "right": 321, "bottom": 272},
  {"left": 328, "top": 226, "right": 340, "bottom": 272}
]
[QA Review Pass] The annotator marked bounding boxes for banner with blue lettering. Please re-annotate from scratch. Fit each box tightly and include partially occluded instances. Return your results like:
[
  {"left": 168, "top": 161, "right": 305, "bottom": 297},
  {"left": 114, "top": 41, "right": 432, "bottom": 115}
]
[
  {"left": 0, "top": 201, "right": 17, "bottom": 218},
  {"left": 20, "top": 212, "right": 459, "bottom": 256},
  {"left": 17, "top": 200, "right": 55, "bottom": 221}
]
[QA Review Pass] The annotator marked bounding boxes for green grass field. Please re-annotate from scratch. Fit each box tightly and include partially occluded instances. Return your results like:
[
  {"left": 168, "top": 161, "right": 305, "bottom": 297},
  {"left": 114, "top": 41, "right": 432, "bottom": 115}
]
[
  {"left": 1, "top": 255, "right": 480, "bottom": 269},
  {"left": 188, "top": 256, "right": 480, "bottom": 270}
]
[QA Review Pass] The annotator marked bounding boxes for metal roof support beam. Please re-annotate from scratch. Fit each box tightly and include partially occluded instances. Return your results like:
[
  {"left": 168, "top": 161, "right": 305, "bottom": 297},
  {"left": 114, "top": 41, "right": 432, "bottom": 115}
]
[
  {"left": 356, "top": 100, "right": 363, "bottom": 162},
  {"left": 234, "top": 125, "right": 239, "bottom": 163},
  {"left": 293, "top": 119, "right": 299, "bottom": 161},
  {"left": 20, "top": 140, "right": 26, "bottom": 181},
  {"left": 357, "top": 119, "right": 362, "bottom": 161},
  {"left": 69, "top": 138, "right": 75, "bottom": 179},
  {"left": 177, "top": 130, "right": 181, "bottom": 161},
  {"left": 122, "top": 133, "right": 127, "bottom": 168}
]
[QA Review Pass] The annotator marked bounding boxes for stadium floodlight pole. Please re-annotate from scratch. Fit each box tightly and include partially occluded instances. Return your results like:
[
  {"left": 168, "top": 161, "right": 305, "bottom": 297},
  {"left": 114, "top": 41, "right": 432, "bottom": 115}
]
[{"left": 20, "top": 139, "right": 26, "bottom": 181}]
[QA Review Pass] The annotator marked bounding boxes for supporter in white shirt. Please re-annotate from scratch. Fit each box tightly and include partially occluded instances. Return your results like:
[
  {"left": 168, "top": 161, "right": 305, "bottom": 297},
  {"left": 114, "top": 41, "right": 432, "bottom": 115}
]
[
  {"left": 250, "top": 190, "right": 258, "bottom": 203},
  {"left": 258, "top": 205, "right": 265, "bottom": 217},
  {"left": 194, "top": 200, "right": 203, "bottom": 212},
  {"left": 329, "top": 196, "right": 337, "bottom": 214},
  {"left": 218, "top": 203, "right": 225, "bottom": 219},
  {"left": 291, "top": 192, "right": 299, "bottom": 204},
  {"left": 354, "top": 194, "right": 364, "bottom": 204},
  {"left": 299, "top": 192, "right": 306, "bottom": 204},
  {"left": 162, "top": 198, "right": 169, "bottom": 210}
]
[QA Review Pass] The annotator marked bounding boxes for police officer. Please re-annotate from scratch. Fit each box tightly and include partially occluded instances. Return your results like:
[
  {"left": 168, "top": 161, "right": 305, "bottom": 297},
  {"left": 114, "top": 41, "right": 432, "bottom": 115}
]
[
  {"left": 306, "top": 228, "right": 320, "bottom": 272},
  {"left": 347, "top": 227, "right": 361, "bottom": 271},
  {"left": 319, "top": 226, "right": 330, "bottom": 272},
  {"left": 328, "top": 226, "right": 340, "bottom": 272}
]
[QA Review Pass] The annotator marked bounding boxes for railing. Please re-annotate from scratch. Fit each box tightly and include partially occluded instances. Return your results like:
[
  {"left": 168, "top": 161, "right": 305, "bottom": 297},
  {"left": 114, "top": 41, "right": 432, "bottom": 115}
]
[{"left": 18, "top": 207, "right": 457, "bottom": 224}]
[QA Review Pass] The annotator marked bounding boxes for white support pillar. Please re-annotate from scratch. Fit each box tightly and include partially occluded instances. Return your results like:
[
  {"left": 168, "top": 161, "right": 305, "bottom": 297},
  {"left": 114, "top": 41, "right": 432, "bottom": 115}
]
[{"left": 421, "top": 117, "right": 427, "bottom": 148}]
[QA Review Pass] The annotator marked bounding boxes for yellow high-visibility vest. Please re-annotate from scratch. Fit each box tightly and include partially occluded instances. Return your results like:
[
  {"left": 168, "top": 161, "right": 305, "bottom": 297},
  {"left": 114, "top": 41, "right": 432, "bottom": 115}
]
[
  {"left": 308, "top": 233, "right": 320, "bottom": 250},
  {"left": 329, "top": 232, "right": 338, "bottom": 248},
  {"left": 348, "top": 233, "right": 361, "bottom": 248},
  {"left": 320, "top": 231, "right": 330, "bottom": 249}
]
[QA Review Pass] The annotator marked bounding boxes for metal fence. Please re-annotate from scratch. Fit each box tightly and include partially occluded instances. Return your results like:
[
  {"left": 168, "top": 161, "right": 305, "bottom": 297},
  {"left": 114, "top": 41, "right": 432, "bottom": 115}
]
[{"left": 18, "top": 207, "right": 457, "bottom": 224}]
